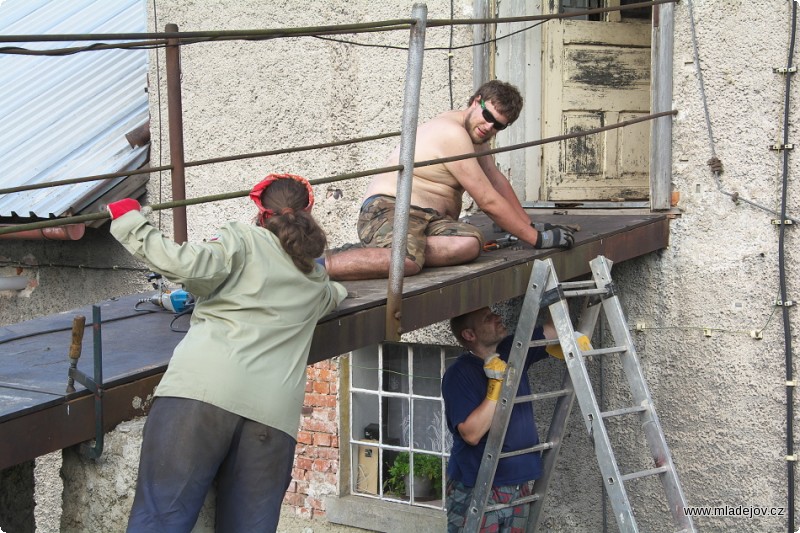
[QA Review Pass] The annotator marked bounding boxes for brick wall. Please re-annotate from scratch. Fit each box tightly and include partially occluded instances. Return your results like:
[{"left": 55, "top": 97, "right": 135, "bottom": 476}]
[{"left": 285, "top": 359, "right": 340, "bottom": 518}]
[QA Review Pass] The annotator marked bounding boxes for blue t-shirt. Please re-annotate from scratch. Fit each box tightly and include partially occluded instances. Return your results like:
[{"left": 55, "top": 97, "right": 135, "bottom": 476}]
[{"left": 442, "top": 328, "right": 549, "bottom": 487}]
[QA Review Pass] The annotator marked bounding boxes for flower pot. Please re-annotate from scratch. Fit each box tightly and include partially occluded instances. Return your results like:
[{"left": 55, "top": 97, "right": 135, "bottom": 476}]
[{"left": 404, "top": 474, "right": 432, "bottom": 499}]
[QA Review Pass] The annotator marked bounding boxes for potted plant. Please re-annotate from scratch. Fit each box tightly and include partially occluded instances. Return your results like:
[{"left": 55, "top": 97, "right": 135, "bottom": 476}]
[{"left": 385, "top": 451, "right": 443, "bottom": 499}]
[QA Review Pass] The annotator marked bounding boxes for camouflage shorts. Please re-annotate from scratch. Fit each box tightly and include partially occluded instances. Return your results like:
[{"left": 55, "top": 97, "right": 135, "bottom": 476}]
[
  {"left": 356, "top": 194, "right": 484, "bottom": 268},
  {"left": 445, "top": 478, "right": 533, "bottom": 533}
]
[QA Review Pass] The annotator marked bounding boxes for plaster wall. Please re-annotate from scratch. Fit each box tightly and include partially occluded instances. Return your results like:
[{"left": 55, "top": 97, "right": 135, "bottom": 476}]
[
  {"left": 53, "top": 0, "right": 473, "bottom": 531},
  {"left": 602, "top": 2, "right": 797, "bottom": 531},
  {"left": 16, "top": 1, "right": 800, "bottom": 532}
]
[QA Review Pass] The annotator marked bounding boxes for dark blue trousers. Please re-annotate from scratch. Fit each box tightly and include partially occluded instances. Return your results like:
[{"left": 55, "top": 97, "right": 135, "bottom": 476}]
[{"left": 127, "top": 397, "right": 296, "bottom": 533}]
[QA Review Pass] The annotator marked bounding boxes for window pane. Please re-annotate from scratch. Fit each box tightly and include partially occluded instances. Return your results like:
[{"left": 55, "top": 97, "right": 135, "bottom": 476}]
[
  {"left": 353, "top": 441, "right": 380, "bottom": 496},
  {"left": 352, "top": 391, "right": 379, "bottom": 441},
  {"left": 382, "top": 395, "right": 409, "bottom": 446},
  {"left": 412, "top": 398, "right": 444, "bottom": 452},
  {"left": 351, "top": 347, "right": 379, "bottom": 390},
  {"left": 382, "top": 343, "right": 408, "bottom": 393},
  {"left": 409, "top": 452, "right": 444, "bottom": 502},
  {"left": 413, "top": 345, "right": 442, "bottom": 396}
]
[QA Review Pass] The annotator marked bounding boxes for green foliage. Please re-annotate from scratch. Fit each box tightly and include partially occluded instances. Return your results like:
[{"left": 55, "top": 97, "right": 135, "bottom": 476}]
[{"left": 385, "top": 451, "right": 443, "bottom": 496}]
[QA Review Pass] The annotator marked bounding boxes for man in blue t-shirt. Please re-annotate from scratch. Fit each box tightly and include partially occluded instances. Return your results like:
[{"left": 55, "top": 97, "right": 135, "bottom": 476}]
[{"left": 442, "top": 306, "right": 560, "bottom": 533}]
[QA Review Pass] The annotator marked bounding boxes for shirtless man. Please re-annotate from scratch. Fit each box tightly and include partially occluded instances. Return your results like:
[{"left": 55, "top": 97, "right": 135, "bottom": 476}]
[{"left": 325, "top": 80, "right": 574, "bottom": 281}]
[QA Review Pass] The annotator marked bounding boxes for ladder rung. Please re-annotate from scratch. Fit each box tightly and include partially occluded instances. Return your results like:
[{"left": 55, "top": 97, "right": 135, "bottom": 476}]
[
  {"left": 559, "top": 280, "right": 597, "bottom": 289},
  {"left": 514, "top": 389, "right": 571, "bottom": 404},
  {"left": 600, "top": 405, "right": 648, "bottom": 418},
  {"left": 583, "top": 345, "right": 627, "bottom": 357},
  {"left": 499, "top": 441, "right": 554, "bottom": 459},
  {"left": 563, "top": 288, "right": 609, "bottom": 299},
  {"left": 484, "top": 493, "right": 541, "bottom": 512},
  {"left": 620, "top": 465, "right": 669, "bottom": 482},
  {"left": 529, "top": 338, "right": 560, "bottom": 348}
]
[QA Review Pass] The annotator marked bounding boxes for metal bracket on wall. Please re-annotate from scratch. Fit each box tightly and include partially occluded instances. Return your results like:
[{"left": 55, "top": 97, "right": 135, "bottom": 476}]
[
  {"left": 771, "top": 218, "right": 795, "bottom": 225},
  {"left": 773, "top": 66, "right": 798, "bottom": 74},
  {"left": 770, "top": 143, "right": 794, "bottom": 151},
  {"left": 65, "top": 305, "right": 105, "bottom": 459}
]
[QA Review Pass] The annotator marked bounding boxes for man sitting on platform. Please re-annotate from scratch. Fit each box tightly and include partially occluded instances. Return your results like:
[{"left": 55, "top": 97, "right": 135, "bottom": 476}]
[{"left": 322, "top": 80, "right": 574, "bottom": 281}]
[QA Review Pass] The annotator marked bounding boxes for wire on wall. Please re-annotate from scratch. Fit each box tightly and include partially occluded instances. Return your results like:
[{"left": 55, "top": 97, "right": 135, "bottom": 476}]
[{"left": 686, "top": 1, "right": 797, "bottom": 530}]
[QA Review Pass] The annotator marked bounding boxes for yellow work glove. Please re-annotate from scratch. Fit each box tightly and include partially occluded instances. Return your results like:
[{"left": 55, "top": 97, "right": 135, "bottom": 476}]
[
  {"left": 546, "top": 332, "right": 592, "bottom": 360},
  {"left": 483, "top": 354, "right": 507, "bottom": 402}
]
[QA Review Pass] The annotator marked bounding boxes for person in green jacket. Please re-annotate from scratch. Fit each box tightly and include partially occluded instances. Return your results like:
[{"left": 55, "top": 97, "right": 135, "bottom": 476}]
[{"left": 107, "top": 173, "right": 347, "bottom": 533}]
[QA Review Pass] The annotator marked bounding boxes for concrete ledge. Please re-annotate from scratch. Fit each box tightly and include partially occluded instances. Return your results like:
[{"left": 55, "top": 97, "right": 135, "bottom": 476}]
[{"left": 325, "top": 495, "right": 446, "bottom": 533}]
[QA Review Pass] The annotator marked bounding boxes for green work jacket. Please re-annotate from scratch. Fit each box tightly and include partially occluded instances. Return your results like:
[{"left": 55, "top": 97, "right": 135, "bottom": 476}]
[{"left": 111, "top": 211, "right": 346, "bottom": 438}]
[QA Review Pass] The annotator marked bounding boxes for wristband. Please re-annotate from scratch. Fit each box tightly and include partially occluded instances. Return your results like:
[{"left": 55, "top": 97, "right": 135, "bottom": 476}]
[{"left": 486, "top": 379, "right": 503, "bottom": 402}]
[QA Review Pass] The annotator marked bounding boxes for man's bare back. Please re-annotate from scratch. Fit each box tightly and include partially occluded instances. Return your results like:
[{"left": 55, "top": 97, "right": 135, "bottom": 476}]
[{"left": 364, "top": 110, "right": 471, "bottom": 219}]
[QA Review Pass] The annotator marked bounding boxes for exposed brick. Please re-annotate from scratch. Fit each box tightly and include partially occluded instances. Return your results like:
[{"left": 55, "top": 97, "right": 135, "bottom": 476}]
[
  {"left": 312, "top": 458, "right": 332, "bottom": 472},
  {"left": 313, "top": 433, "right": 331, "bottom": 447},
  {"left": 312, "top": 447, "right": 339, "bottom": 460},
  {"left": 305, "top": 393, "right": 337, "bottom": 408},
  {"left": 304, "top": 418, "right": 336, "bottom": 433},
  {"left": 283, "top": 492, "right": 305, "bottom": 507},
  {"left": 296, "top": 431, "right": 313, "bottom": 445},
  {"left": 312, "top": 381, "right": 330, "bottom": 394},
  {"left": 295, "top": 457, "right": 313, "bottom": 471}
]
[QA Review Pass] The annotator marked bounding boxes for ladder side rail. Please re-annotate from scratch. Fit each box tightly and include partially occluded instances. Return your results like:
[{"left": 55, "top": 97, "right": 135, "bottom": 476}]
[
  {"left": 463, "top": 260, "right": 552, "bottom": 532},
  {"left": 548, "top": 286, "right": 639, "bottom": 533},
  {"left": 590, "top": 257, "right": 696, "bottom": 532},
  {"left": 526, "top": 369, "right": 575, "bottom": 533},
  {"left": 528, "top": 269, "right": 603, "bottom": 532}
]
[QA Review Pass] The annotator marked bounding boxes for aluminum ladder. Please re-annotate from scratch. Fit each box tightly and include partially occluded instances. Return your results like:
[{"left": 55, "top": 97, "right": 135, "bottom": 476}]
[{"left": 462, "top": 255, "right": 695, "bottom": 533}]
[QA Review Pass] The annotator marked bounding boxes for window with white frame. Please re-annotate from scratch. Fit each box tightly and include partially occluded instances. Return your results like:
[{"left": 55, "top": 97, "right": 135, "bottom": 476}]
[{"left": 349, "top": 341, "right": 462, "bottom": 509}]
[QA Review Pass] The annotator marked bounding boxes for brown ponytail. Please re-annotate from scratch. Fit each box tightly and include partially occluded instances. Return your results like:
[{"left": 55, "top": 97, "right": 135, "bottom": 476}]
[{"left": 258, "top": 179, "right": 327, "bottom": 273}]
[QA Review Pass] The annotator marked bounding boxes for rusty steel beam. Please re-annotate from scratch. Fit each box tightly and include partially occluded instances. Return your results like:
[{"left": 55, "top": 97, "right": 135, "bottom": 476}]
[
  {"left": 308, "top": 215, "right": 669, "bottom": 361},
  {"left": 0, "top": 215, "right": 669, "bottom": 470},
  {"left": 0, "top": 373, "right": 163, "bottom": 471}
]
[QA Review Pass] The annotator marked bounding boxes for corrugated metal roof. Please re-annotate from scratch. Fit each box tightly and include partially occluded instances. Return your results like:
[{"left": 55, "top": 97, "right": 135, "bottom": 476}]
[{"left": 0, "top": 0, "right": 149, "bottom": 220}]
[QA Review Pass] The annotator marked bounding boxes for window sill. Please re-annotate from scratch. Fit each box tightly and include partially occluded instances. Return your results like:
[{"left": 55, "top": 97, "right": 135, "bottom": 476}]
[{"left": 324, "top": 495, "right": 445, "bottom": 533}]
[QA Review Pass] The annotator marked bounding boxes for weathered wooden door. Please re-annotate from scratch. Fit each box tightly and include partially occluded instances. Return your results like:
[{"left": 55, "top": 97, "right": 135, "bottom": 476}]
[{"left": 542, "top": 1, "right": 651, "bottom": 201}]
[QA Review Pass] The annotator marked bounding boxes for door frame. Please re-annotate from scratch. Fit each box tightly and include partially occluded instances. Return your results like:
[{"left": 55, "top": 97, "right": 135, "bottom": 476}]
[{"left": 477, "top": 0, "right": 674, "bottom": 210}]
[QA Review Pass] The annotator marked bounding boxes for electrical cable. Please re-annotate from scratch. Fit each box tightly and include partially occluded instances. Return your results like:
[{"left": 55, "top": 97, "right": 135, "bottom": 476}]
[
  {"left": 687, "top": 1, "right": 797, "bottom": 528},
  {"left": 0, "top": 0, "right": 674, "bottom": 57},
  {"left": 0, "top": 309, "right": 157, "bottom": 347},
  {"left": 686, "top": 0, "right": 799, "bottom": 224},
  {"left": 779, "top": 3, "right": 797, "bottom": 531},
  {"left": 0, "top": 260, "right": 148, "bottom": 272}
]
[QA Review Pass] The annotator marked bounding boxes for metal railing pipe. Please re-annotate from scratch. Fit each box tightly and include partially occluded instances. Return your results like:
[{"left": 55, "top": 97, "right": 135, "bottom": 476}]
[
  {"left": 385, "top": 3, "right": 427, "bottom": 342},
  {"left": 165, "top": 23, "right": 188, "bottom": 244}
]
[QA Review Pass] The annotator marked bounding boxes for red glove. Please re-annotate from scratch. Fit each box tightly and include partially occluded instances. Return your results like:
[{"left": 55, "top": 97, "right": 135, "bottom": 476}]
[{"left": 107, "top": 199, "right": 141, "bottom": 220}]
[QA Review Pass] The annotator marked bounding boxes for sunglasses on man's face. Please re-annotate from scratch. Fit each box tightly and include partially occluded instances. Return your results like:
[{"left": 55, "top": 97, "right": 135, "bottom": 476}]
[{"left": 480, "top": 99, "right": 508, "bottom": 131}]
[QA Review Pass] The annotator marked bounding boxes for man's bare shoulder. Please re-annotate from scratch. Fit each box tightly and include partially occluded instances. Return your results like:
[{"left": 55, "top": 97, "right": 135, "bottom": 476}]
[
  {"left": 417, "top": 110, "right": 473, "bottom": 151},
  {"left": 422, "top": 110, "right": 465, "bottom": 133}
]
